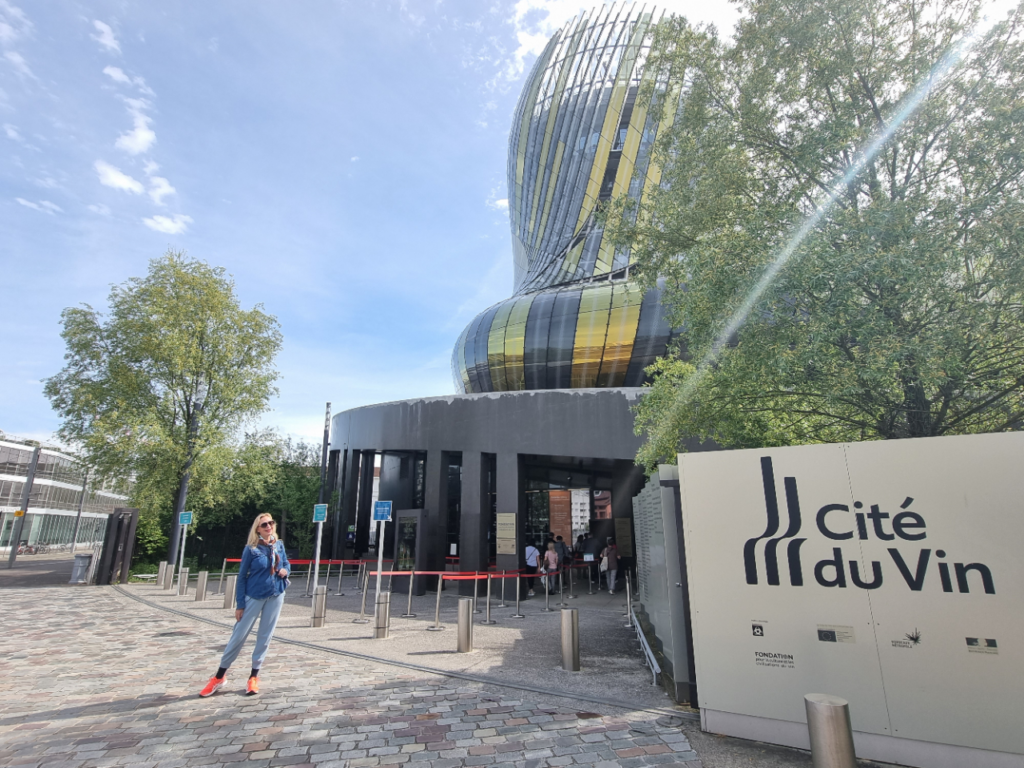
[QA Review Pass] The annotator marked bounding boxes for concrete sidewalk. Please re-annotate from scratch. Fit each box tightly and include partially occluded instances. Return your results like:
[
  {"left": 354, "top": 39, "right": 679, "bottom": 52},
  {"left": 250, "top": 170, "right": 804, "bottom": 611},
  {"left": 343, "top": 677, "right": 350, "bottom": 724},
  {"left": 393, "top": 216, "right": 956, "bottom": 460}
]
[{"left": 0, "top": 581, "right": 899, "bottom": 767}]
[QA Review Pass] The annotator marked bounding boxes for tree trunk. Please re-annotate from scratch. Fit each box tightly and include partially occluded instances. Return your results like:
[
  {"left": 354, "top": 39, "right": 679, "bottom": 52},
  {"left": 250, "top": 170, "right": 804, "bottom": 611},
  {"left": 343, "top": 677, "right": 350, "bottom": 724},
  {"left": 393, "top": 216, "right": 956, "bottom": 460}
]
[{"left": 166, "top": 469, "right": 191, "bottom": 564}]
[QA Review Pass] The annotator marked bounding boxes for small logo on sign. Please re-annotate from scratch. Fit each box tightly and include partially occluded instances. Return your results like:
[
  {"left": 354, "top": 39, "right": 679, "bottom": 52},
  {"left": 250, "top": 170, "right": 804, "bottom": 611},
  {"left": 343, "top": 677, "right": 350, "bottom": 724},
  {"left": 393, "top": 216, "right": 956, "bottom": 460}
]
[
  {"left": 904, "top": 628, "right": 922, "bottom": 645},
  {"left": 752, "top": 624, "right": 764, "bottom": 637},
  {"left": 818, "top": 629, "right": 838, "bottom": 642}
]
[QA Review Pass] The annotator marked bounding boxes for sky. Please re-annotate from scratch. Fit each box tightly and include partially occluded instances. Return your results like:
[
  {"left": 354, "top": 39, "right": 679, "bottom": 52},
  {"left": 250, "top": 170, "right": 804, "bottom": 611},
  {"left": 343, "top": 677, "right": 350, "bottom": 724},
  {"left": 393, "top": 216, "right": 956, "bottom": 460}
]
[{"left": 1, "top": 0, "right": 747, "bottom": 447}]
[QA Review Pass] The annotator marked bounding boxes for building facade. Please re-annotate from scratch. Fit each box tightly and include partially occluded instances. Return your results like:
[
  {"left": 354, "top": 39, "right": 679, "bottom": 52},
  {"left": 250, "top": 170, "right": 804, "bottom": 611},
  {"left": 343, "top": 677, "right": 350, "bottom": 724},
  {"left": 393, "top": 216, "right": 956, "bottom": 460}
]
[{"left": 0, "top": 434, "right": 128, "bottom": 552}]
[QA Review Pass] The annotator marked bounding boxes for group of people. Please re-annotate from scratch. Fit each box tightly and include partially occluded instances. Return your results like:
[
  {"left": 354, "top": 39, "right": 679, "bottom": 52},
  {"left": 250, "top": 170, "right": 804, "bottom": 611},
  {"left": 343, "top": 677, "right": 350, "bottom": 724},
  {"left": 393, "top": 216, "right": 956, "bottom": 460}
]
[
  {"left": 197, "top": 513, "right": 624, "bottom": 699},
  {"left": 523, "top": 532, "right": 619, "bottom": 596}
]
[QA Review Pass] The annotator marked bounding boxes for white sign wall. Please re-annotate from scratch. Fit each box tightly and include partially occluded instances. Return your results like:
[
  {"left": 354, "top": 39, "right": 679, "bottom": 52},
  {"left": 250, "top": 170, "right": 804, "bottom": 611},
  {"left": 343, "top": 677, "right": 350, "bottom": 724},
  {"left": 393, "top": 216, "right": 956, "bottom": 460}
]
[{"left": 679, "top": 433, "right": 1024, "bottom": 767}]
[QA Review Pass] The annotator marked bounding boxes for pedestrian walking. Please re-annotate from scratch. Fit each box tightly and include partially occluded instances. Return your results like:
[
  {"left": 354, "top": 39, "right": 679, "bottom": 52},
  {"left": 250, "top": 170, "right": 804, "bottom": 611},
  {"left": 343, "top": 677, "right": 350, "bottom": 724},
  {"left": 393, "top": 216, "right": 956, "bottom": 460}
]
[
  {"left": 554, "top": 535, "right": 571, "bottom": 566},
  {"left": 601, "top": 537, "right": 619, "bottom": 594},
  {"left": 543, "top": 541, "right": 561, "bottom": 592},
  {"left": 199, "top": 513, "right": 291, "bottom": 697},
  {"left": 524, "top": 542, "right": 541, "bottom": 596}
]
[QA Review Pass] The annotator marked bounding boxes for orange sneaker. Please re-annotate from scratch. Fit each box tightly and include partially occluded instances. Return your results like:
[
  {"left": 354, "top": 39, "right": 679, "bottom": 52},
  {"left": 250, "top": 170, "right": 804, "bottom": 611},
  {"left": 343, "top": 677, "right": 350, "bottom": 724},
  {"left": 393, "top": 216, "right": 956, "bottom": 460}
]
[
  {"left": 246, "top": 676, "right": 259, "bottom": 696},
  {"left": 199, "top": 676, "right": 225, "bottom": 697}
]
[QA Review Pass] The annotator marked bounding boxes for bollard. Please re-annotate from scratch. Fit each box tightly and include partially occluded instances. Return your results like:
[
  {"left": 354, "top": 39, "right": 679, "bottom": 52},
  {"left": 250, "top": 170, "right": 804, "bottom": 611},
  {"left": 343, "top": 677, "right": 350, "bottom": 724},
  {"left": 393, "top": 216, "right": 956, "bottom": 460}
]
[
  {"left": 561, "top": 608, "right": 580, "bottom": 671},
  {"left": 457, "top": 597, "right": 474, "bottom": 652},
  {"left": 163, "top": 563, "right": 175, "bottom": 590},
  {"left": 511, "top": 575, "right": 525, "bottom": 619},
  {"left": 480, "top": 573, "right": 496, "bottom": 624},
  {"left": 373, "top": 591, "right": 391, "bottom": 639},
  {"left": 312, "top": 585, "right": 327, "bottom": 628},
  {"left": 624, "top": 570, "right": 634, "bottom": 628},
  {"left": 177, "top": 567, "right": 190, "bottom": 596},
  {"left": 195, "top": 570, "right": 208, "bottom": 602},
  {"left": 224, "top": 575, "right": 236, "bottom": 609},
  {"left": 804, "top": 694, "right": 857, "bottom": 768},
  {"left": 218, "top": 558, "right": 227, "bottom": 594},
  {"left": 333, "top": 561, "right": 345, "bottom": 596},
  {"left": 157, "top": 561, "right": 167, "bottom": 587},
  {"left": 402, "top": 570, "right": 417, "bottom": 617},
  {"left": 353, "top": 568, "right": 370, "bottom": 623},
  {"left": 473, "top": 572, "right": 481, "bottom": 613},
  {"left": 499, "top": 570, "right": 507, "bottom": 607},
  {"left": 559, "top": 570, "right": 568, "bottom": 607},
  {"left": 566, "top": 565, "right": 577, "bottom": 599},
  {"left": 426, "top": 575, "right": 445, "bottom": 631}
]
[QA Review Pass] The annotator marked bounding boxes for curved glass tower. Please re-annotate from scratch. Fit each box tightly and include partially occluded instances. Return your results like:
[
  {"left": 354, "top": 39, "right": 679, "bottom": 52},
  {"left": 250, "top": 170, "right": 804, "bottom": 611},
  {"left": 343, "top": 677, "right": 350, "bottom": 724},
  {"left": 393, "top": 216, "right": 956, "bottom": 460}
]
[{"left": 453, "top": 4, "right": 680, "bottom": 393}]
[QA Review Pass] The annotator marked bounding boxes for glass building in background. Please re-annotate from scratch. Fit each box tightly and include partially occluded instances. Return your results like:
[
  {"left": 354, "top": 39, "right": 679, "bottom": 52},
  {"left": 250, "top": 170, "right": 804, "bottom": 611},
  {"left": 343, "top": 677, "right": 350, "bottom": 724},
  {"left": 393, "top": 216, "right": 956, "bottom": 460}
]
[{"left": 453, "top": 4, "right": 681, "bottom": 393}]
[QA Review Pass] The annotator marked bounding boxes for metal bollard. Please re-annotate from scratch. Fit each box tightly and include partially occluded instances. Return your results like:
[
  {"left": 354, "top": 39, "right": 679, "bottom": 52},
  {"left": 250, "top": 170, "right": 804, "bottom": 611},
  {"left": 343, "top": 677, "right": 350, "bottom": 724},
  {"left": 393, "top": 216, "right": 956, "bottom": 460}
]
[
  {"left": 312, "top": 585, "right": 327, "bottom": 628},
  {"left": 353, "top": 568, "right": 370, "bottom": 623},
  {"left": 195, "top": 570, "right": 208, "bottom": 602},
  {"left": 373, "top": 591, "right": 391, "bottom": 639},
  {"left": 224, "top": 575, "right": 236, "bottom": 609},
  {"left": 499, "top": 570, "right": 507, "bottom": 607},
  {"left": 163, "top": 563, "right": 175, "bottom": 590},
  {"left": 480, "top": 573, "right": 496, "bottom": 624},
  {"left": 157, "top": 561, "right": 167, "bottom": 587},
  {"left": 333, "top": 561, "right": 345, "bottom": 596},
  {"left": 427, "top": 575, "right": 445, "bottom": 631},
  {"left": 473, "top": 572, "right": 481, "bottom": 613},
  {"left": 457, "top": 597, "right": 473, "bottom": 652},
  {"left": 177, "top": 567, "right": 190, "bottom": 595},
  {"left": 804, "top": 694, "right": 857, "bottom": 768},
  {"left": 218, "top": 558, "right": 227, "bottom": 594},
  {"left": 561, "top": 608, "right": 580, "bottom": 671},
  {"left": 402, "top": 570, "right": 417, "bottom": 617},
  {"left": 511, "top": 575, "right": 525, "bottom": 619}
]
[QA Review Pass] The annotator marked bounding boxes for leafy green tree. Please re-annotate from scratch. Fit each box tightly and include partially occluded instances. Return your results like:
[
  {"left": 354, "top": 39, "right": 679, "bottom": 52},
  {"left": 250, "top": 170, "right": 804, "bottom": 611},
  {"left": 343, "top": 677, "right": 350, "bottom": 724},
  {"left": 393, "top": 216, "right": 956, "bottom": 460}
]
[
  {"left": 45, "top": 251, "right": 282, "bottom": 561},
  {"left": 611, "top": 0, "right": 1024, "bottom": 470}
]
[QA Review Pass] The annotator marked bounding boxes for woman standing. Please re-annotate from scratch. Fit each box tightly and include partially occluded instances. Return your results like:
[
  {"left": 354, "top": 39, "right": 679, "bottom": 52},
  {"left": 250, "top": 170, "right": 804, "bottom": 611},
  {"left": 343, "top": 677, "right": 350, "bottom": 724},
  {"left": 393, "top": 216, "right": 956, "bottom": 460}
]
[
  {"left": 601, "top": 537, "right": 619, "bottom": 594},
  {"left": 524, "top": 542, "right": 540, "bottom": 596},
  {"left": 199, "top": 513, "right": 290, "bottom": 697}
]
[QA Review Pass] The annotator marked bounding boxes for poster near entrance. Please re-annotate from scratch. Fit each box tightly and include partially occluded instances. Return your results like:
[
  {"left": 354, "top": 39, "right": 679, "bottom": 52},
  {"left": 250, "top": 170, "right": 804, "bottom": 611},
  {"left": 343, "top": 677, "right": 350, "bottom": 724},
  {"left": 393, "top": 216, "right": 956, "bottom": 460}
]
[
  {"left": 548, "top": 490, "right": 572, "bottom": 544},
  {"left": 678, "top": 433, "right": 1024, "bottom": 767}
]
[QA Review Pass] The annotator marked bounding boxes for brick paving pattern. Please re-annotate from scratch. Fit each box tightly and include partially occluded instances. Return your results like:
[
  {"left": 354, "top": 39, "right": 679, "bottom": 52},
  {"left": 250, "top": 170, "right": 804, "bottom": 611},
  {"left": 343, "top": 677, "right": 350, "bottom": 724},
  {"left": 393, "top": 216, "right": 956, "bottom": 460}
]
[{"left": 0, "top": 587, "right": 702, "bottom": 768}]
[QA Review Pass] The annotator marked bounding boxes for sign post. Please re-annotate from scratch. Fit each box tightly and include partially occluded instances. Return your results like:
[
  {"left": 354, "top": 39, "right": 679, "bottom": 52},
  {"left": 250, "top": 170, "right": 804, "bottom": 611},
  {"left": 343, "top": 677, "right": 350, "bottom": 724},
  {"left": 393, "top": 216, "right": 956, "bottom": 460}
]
[
  {"left": 312, "top": 503, "right": 328, "bottom": 591},
  {"left": 177, "top": 511, "right": 193, "bottom": 588},
  {"left": 372, "top": 501, "right": 392, "bottom": 628}
]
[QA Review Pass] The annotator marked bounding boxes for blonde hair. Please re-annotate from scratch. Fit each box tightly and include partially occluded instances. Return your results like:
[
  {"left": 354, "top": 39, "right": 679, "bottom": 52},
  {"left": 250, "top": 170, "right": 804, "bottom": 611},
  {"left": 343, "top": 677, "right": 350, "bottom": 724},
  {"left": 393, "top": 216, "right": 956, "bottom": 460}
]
[{"left": 246, "top": 513, "right": 281, "bottom": 549}]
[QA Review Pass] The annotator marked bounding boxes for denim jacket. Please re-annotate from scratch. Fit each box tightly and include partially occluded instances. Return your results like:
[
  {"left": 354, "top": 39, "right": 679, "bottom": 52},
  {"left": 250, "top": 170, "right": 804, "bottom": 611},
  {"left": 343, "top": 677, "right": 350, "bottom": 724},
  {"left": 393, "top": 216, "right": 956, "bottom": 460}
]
[{"left": 236, "top": 539, "right": 290, "bottom": 606}]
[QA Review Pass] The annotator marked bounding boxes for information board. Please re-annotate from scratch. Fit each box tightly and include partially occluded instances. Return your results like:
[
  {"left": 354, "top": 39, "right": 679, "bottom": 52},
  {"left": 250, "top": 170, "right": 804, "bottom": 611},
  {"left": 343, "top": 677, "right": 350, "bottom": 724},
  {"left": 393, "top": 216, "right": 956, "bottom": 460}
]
[
  {"left": 312, "top": 504, "right": 327, "bottom": 522},
  {"left": 178, "top": 511, "right": 193, "bottom": 525},
  {"left": 373, "top": 500, "right": 392, "bottom": 521},
  {"left": 496, "top": 512, "right": 516, "bottom": 554}
]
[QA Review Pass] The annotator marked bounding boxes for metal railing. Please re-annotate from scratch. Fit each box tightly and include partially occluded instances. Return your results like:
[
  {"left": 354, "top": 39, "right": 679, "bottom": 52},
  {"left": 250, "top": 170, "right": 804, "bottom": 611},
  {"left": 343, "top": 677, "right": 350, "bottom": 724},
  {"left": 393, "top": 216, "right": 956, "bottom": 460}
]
[{"left": 631, "top": 606, "right": 661, "bottom": 686}]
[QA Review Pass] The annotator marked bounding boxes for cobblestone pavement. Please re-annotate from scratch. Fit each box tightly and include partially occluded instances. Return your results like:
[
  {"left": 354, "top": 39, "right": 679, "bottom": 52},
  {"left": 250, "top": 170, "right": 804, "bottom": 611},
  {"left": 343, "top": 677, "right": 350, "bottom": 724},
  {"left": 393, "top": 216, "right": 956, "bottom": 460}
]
[{"left": 0, "top": 586, "right": 708, "bottom": 768}]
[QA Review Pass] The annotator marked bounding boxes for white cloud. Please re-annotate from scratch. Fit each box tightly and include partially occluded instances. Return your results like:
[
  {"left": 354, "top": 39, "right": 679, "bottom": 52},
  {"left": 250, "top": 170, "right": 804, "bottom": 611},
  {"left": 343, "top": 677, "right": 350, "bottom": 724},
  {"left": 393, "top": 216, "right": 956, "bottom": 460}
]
[
  {"left": 16, "top": 197, "right": 61, "bottom": 214},
  {"left": 34, "top": 176, "right": 59, "bottom": 188},
  {"left": 103, "top": 65, "right": 153, "bottom": 94},
  {"left": 350, "top": 156, "right": 360, "bottom": 162},
  {"left": 94, "top": 159, "right": 143, "bottom": 193},
  {"left": 143, "top": 213, "right": 192, "bottom": 234},
  {"left": 3, "top": 122, "right": 20, "bottom": 140},
  {"left": 0, "top": 0, "right": 32, "bottom": 45},
  {"left": 488, "top": 197, "right": 509, "bottom": 211},
  {"left": 143, "top": 159, "right": 159, "bottom": 175},
  {"left": 114, "top": 98, "right": 155, "bottom": 155},
  {"left": 148, "top": 175, "right": 175, "bottom": 205},
  {"left": 91, "top": 20, "right": 120, "bottom": 53},
  {"left": 4, "top": 50, "right": 33, "bottom": 78},
  {"left": 87, "top": 203, "right": 111, "bottom": 215}
]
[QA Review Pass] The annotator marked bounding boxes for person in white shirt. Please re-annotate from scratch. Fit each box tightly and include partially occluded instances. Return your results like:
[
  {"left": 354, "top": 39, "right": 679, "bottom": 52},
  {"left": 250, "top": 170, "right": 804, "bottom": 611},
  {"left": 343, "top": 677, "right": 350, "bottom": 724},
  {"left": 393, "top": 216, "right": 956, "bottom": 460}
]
[{"left": 524, "top": 542, "right": 540, "bottom": 596}]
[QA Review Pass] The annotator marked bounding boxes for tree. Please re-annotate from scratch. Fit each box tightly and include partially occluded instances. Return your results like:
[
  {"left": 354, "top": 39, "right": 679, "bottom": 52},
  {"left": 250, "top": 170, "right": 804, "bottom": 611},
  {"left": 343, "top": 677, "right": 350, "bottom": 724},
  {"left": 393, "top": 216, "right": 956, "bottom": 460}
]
[
  {"left": 45, "top": 251, "right": 282, "bottom": 561},
  {"left": 611, "top": 0, "right": 1024, "bottom": 471}
]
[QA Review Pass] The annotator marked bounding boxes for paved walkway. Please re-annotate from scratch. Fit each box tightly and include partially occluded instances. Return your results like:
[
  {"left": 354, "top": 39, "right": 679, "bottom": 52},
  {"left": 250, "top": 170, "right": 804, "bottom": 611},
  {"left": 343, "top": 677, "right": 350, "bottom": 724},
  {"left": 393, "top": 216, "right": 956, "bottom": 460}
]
[{"left": 0, "top": 586, "right": 893, "bottom": 768}]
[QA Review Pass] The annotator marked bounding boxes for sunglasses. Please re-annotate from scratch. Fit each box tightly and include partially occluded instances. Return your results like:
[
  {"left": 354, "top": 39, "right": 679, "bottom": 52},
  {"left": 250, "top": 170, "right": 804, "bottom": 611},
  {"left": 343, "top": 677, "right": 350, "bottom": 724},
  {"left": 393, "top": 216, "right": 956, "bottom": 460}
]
[{"left": 259, "top": 521, "right": 276, "bottom": 528}]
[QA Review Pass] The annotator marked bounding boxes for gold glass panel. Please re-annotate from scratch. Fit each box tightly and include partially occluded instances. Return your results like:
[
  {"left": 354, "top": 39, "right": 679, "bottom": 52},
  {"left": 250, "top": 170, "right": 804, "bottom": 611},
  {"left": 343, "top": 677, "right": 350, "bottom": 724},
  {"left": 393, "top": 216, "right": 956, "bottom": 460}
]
[
  {"left": 596, "top": 284, "right": 642, "bottom": 386},
  {"left": 487, "top": 301, "right": 515, "bottom": 391},
  {"left": 502, "top": 295, "right": 535, "bottom": 390}
]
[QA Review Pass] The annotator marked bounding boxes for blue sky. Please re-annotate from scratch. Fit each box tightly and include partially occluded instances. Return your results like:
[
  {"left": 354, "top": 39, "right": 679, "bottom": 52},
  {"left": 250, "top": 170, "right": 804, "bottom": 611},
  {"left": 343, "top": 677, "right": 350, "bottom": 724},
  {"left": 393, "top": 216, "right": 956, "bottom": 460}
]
[{"left": 0, "top": 0, "right": 744, "bottom": 446}]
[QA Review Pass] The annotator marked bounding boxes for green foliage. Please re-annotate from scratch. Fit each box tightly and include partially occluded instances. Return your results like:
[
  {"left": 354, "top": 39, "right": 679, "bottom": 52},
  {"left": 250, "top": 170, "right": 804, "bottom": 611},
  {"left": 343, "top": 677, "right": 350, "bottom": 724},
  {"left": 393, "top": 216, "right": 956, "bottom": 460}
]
[
  {"left": 609, "top": 0, "right": 1024, "bottom": 471},
  {"left": 45, "top": 251, "right": 283, "bottom": 546}
]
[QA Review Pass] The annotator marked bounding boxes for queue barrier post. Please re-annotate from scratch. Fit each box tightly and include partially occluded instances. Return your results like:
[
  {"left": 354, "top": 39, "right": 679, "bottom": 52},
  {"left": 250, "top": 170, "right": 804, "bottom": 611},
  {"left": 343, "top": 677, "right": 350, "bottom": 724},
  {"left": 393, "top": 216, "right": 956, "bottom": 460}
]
[
  {"left": 218, "top": 558, "right": 227, "bottom": 594},
  {"left": 543, "top": 572, "right": 554, "bottom": 612},
  {"left": 567, "top": 565, "right": 577, "bottom": 599},
  {"left": 480, "top": 573, "right": 496, "bottom": 625},
  {"left": 473, "top": 572, "right": 481, "bottom": 613},
  {"left": 353, "top": 567, "right": 370, "bottom": 624},
  {"left": 402, "top": 570, "right": 417, "bottom": 618},
  {"left": 511, "top": 575, "right": 525, "bottom": 619},
  {"left": 426, "top": 575, "right": 445, "bottom": 631},
  {"left": 499, "top": 570, "right": 507, "bottom": 608},
  {"left": 334, "top": 561, "right": 345, "bottom": 596},
  {"left": 559, "top": 570, "right": 568, "bottom": 608}
]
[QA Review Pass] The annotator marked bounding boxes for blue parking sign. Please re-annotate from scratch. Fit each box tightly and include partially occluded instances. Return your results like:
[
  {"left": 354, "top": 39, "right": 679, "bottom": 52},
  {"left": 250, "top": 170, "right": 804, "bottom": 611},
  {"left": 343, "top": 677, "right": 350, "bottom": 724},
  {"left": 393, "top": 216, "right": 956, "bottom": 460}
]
[
  {"left": 312, "top": 504, "right": 328, "bottom": 522},
  {"left": 373, "top": 501, "right": 392, "bottom": 521},
  {"left": 179, "top": 511, "right": 193, "bottom": 525}
]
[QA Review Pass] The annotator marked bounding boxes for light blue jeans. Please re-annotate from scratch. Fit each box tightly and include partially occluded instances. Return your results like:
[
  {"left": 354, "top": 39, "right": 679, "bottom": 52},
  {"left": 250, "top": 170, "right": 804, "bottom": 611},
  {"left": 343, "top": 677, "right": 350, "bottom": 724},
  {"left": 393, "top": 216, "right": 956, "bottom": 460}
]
[{"left": 219, "top": 591, "right": 285, "bottom": 670}]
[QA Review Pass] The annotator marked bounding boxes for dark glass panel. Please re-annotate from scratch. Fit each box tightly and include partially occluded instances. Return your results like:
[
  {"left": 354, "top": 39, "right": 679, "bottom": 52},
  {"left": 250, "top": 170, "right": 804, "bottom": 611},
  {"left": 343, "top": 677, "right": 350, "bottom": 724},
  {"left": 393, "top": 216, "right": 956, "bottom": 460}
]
[
  {"left": 546, "top": 289, "right": 582, "bottom": 388},
  {"left": 624, "top": 286, "right": 672, "bottom": 386},
  {"left": 462, "top": 311, "right": 485, "bottom": 393},
  {"left": 524, "top": 291, "right": 557, "bottom": 389},
  {"left": 472, "top": 304, "right": 501, "bottom": 392}
]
